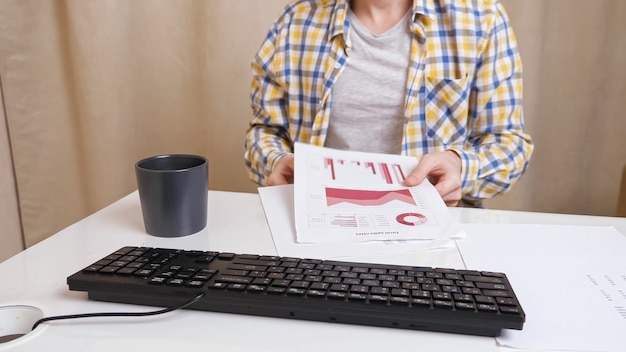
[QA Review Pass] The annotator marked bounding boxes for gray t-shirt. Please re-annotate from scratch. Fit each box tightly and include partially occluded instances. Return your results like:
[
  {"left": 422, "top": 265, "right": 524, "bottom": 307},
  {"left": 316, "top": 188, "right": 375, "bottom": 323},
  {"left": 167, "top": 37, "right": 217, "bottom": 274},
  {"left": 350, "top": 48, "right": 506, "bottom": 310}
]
[{"left": 325, "top": 9, "right": 412, "bottom": 155}]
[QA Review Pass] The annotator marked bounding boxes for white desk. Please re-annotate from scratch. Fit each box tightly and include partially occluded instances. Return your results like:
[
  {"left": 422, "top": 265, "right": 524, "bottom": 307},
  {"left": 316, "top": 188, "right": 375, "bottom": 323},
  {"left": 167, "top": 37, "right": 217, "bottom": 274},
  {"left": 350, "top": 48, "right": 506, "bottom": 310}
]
[{"left": 1, "top": 191, "right": 625, "bottom": 352}]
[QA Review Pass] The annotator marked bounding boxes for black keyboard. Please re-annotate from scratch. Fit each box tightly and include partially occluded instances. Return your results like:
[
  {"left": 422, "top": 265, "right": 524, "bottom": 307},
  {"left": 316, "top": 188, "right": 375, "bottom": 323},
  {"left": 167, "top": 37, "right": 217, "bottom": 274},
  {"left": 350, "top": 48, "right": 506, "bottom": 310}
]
[{"left": 67, "top": 246, "right": 525, "bottom": 337}]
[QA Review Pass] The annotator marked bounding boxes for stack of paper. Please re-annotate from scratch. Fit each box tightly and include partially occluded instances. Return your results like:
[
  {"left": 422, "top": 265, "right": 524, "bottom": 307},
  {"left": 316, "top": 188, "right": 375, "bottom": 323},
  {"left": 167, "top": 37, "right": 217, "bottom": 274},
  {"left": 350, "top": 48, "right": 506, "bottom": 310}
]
[
  {"left": 258, "top": 143, "right": 461, "bottom": 259},
  {"left": 457, "top": 224, "right": 626, "bottom": 352}
]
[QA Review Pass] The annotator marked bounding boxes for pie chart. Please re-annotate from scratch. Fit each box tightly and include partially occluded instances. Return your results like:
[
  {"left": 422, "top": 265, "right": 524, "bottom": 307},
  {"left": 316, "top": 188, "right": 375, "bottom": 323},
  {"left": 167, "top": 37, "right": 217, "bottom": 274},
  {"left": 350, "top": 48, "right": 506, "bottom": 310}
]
[{"left": 395, "top": 212, "right": 427, "bottom": 226}]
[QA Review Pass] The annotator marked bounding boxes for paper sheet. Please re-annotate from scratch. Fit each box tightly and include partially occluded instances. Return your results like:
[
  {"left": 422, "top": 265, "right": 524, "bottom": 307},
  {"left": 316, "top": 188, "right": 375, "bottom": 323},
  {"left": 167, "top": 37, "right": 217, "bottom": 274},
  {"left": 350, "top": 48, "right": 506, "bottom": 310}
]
[
  {"left": 258, "top": 184, "right": 463, "bottom": 259},
  {"left": 293, "top": 142, "right": 457, "bottom": 244},
  {"left": 456, "top": 224, "right": 626, "bottom": 352}
]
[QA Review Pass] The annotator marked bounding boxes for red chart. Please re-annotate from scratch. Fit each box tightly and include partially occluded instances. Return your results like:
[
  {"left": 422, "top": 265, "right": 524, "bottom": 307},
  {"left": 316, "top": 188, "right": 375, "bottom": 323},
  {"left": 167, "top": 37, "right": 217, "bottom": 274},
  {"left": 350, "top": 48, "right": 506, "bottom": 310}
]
[
  {"left": 395, "top": 213, "right": 428, "bottom": 226},
  {"left": 325, "top": 187, "right": 416, "bottom": 207},
  {"left": 324, "top": 158, "right": 406, "bottom": 184}
]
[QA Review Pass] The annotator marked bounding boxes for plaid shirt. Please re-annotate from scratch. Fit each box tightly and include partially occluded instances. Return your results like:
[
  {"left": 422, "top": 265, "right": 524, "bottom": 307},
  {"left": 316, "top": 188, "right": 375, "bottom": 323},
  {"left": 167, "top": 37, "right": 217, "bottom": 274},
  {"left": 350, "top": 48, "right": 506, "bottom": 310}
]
[{"left": 244, "top": 0, "right": 533, "bottom": 201}]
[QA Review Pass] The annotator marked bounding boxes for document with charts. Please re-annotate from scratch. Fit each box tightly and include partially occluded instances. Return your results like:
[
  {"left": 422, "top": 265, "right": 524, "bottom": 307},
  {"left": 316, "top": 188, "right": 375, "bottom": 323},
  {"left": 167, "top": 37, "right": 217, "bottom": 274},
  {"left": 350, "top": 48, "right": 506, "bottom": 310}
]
[{"left": 294, "top": 142, "right": 457, "bottom": 244}]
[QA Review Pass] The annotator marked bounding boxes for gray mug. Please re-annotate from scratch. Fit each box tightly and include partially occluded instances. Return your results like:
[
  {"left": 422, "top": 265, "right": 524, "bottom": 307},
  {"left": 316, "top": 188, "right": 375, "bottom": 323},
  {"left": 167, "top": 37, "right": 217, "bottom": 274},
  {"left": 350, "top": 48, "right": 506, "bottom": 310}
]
[{"left": 135, "top": 154, "right": 208, "bottom": 237}]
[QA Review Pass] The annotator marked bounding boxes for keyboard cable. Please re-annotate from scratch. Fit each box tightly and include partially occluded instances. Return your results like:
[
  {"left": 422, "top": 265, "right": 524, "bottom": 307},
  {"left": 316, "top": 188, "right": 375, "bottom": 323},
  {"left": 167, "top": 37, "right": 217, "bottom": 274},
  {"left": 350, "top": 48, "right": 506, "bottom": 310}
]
[{"left": 31, "top": 292, "right": 205, "bottom": 331}]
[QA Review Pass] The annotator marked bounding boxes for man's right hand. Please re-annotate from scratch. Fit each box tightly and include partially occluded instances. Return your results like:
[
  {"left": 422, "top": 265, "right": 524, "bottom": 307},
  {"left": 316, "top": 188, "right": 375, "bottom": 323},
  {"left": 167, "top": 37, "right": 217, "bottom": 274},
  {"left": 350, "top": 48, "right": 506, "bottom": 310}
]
[{"left": 267, "top": 154, "right": 295, "bottom": 186}]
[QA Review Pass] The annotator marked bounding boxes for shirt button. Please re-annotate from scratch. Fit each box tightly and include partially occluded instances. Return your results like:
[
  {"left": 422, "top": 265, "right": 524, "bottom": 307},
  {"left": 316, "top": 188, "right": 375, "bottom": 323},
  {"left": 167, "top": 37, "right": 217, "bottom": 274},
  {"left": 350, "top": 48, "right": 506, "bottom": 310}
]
[{"left": 334, "top": 62, "right": 341, "bottom": 69}]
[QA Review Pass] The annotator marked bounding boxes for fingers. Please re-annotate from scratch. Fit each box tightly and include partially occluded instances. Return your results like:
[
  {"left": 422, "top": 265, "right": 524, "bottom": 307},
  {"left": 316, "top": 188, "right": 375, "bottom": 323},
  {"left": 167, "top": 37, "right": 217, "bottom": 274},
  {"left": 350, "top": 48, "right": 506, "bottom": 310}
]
[
  {"left": 405, "top": 151, "right": 463, "bottom": 206},
  {"left": 435, "top": 177, "right": 462, "bottom": 206},
  {"left": 268, "top": 151, "right": 464, "bottom": 206},
  {"left": 404, "top": 158, "right": 431, "bottom": 187},
  {"left": 404, "top": 152, "right": 447, "bottom": 187},
  {"left": 267, "top": 154, "right": 295, "bottom": 186}
]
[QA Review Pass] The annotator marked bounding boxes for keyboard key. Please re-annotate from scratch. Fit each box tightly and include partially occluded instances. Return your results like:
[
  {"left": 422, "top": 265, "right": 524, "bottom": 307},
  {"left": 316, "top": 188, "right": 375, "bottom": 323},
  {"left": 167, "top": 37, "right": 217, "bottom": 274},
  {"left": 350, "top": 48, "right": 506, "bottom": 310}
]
[
  {"left": 348, "top": 293, "right": 367, "bottom": 301},
  {"left": 433, "top": 300, "right": 454, "bottom": 309},
  {"left": 368, "top": 295, "right": 388, "bottom": 304},
  {"left": 482, "top": 289, "right": 511, "bottom": 297},
  {"left": 266, "top": 287, "right": 286, "bottom": 295},
  {"left": 500, "top": 306, "right": 522, "bottom": 314},
  {"left": 215, "top": 275, "right": 252, "bottom": 284},
  {"left": 306, "top": 289, "right": 326, "bottom": 298},
  {"left": 477, "top": 304, "right": 498, "bottom": 313},
  {"left": 410, "top": 298, "right": 431, "bottom": 307},
  {"left": 455, "top": 302, "right": 476, "bottom": 311},
  {"left": 246, "top": 284, "right": 266, "bottom": 293},
  {"left": 390, "top": 297, "right": 410, "bottom": 305}
]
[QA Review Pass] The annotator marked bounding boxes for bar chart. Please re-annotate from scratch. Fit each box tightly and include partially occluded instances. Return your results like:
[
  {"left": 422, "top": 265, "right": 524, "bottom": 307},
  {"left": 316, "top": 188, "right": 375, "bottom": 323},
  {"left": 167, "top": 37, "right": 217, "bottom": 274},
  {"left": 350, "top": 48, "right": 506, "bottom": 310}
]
[{"left": 324, "top": 157, "right": 406, "bottom": 185}]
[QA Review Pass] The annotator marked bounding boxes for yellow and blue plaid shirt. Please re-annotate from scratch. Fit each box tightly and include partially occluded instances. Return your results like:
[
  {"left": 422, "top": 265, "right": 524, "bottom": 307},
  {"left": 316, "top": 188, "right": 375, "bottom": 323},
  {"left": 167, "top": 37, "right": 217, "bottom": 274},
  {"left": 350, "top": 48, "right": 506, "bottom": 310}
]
[{"left": 245, "top": 0, "right": 533, "bottom": 201}]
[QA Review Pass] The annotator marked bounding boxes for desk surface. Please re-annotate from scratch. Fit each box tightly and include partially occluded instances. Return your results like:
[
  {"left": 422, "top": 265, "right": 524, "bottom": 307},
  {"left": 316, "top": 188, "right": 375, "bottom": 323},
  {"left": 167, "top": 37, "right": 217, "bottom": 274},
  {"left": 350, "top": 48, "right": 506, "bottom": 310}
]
[{"left": 1, "top": 190, "right": 625, "bottom": 352}]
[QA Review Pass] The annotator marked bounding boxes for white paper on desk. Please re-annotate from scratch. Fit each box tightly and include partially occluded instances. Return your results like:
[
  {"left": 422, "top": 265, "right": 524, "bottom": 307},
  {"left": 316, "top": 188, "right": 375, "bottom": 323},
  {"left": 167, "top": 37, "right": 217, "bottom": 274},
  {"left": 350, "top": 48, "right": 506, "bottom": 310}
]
[
  {"left": 293, "top": 142, "right": 457, "bottom": 244},
  {"left": 258, "top": 184, "right": 463, "bottom": 259},
  {"left": 456, "top": 224, "right": 626, "bottom": 352}
]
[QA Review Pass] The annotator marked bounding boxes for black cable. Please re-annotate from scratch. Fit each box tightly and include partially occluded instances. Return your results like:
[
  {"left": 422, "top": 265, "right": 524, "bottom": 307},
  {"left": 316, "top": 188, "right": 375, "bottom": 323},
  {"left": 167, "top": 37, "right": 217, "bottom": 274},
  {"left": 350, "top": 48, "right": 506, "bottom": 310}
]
[{"left": 31, "top": 292, "right": 204, "bottom": 331}]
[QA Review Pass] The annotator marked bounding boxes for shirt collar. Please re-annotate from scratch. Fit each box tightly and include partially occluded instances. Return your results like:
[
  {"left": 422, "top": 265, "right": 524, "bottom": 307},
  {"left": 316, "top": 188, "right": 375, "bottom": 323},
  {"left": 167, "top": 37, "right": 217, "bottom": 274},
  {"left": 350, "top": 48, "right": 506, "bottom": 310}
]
[
  {"left": 328, "top": 0, "right": 351, "bottom": 47},
  {"left": 414, "top": 0, "right": 436, "bottom": 19},
  {"left": 329, "top": 0, "right": 434, "bottom": 46},
  {"left": 411, "top": 0, "right": 435, "bottom": 41}
]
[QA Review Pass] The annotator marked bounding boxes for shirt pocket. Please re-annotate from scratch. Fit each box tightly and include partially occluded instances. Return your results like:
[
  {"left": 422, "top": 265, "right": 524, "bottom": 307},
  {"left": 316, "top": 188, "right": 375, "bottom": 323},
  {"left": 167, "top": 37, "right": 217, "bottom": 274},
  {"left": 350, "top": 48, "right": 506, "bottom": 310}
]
[{"left": 424, "top": 74, "right": 470, "bottom": 147}]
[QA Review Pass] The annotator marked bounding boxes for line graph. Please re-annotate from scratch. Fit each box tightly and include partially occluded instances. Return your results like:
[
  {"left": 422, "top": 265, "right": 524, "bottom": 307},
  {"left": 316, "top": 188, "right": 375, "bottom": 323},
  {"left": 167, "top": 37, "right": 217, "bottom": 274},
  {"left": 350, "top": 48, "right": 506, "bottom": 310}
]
[{"left": 325, "top": 187, "right": 416, "bottom": 207}]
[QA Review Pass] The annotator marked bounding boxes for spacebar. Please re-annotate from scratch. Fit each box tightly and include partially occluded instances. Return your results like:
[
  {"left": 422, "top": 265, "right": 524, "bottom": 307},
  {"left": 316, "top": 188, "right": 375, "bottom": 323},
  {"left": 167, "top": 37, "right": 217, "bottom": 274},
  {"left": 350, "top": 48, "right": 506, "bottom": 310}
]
[{"left": 214, "top": 275, "right": 252, "bottom": 284}]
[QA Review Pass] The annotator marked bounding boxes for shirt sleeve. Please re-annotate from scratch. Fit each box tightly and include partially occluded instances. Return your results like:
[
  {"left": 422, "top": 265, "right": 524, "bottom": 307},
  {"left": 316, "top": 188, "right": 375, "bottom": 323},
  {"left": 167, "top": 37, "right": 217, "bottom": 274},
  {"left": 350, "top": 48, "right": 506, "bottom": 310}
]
[
  {"left": 244, "top": 14, "right": 294, "bottom": 186},
  {"left": 451, "top": 1, "right": 534, "bottom": 201}
]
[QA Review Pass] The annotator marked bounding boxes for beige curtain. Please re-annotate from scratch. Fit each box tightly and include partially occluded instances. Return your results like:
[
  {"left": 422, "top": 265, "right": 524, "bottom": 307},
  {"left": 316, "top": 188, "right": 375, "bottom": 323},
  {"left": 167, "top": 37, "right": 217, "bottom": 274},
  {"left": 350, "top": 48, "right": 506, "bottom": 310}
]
[
  {"left": 1, "top": 72, "right": 24, "bottom": 261},
  {"left": 486, "top": 0, "right": 626, "bottom": 214},
  {"left": 0, "top": 0, "right": 286, "bottom": 254},
  {"left": 1, "top": 0, "right": 625, "bottom": 260}
]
